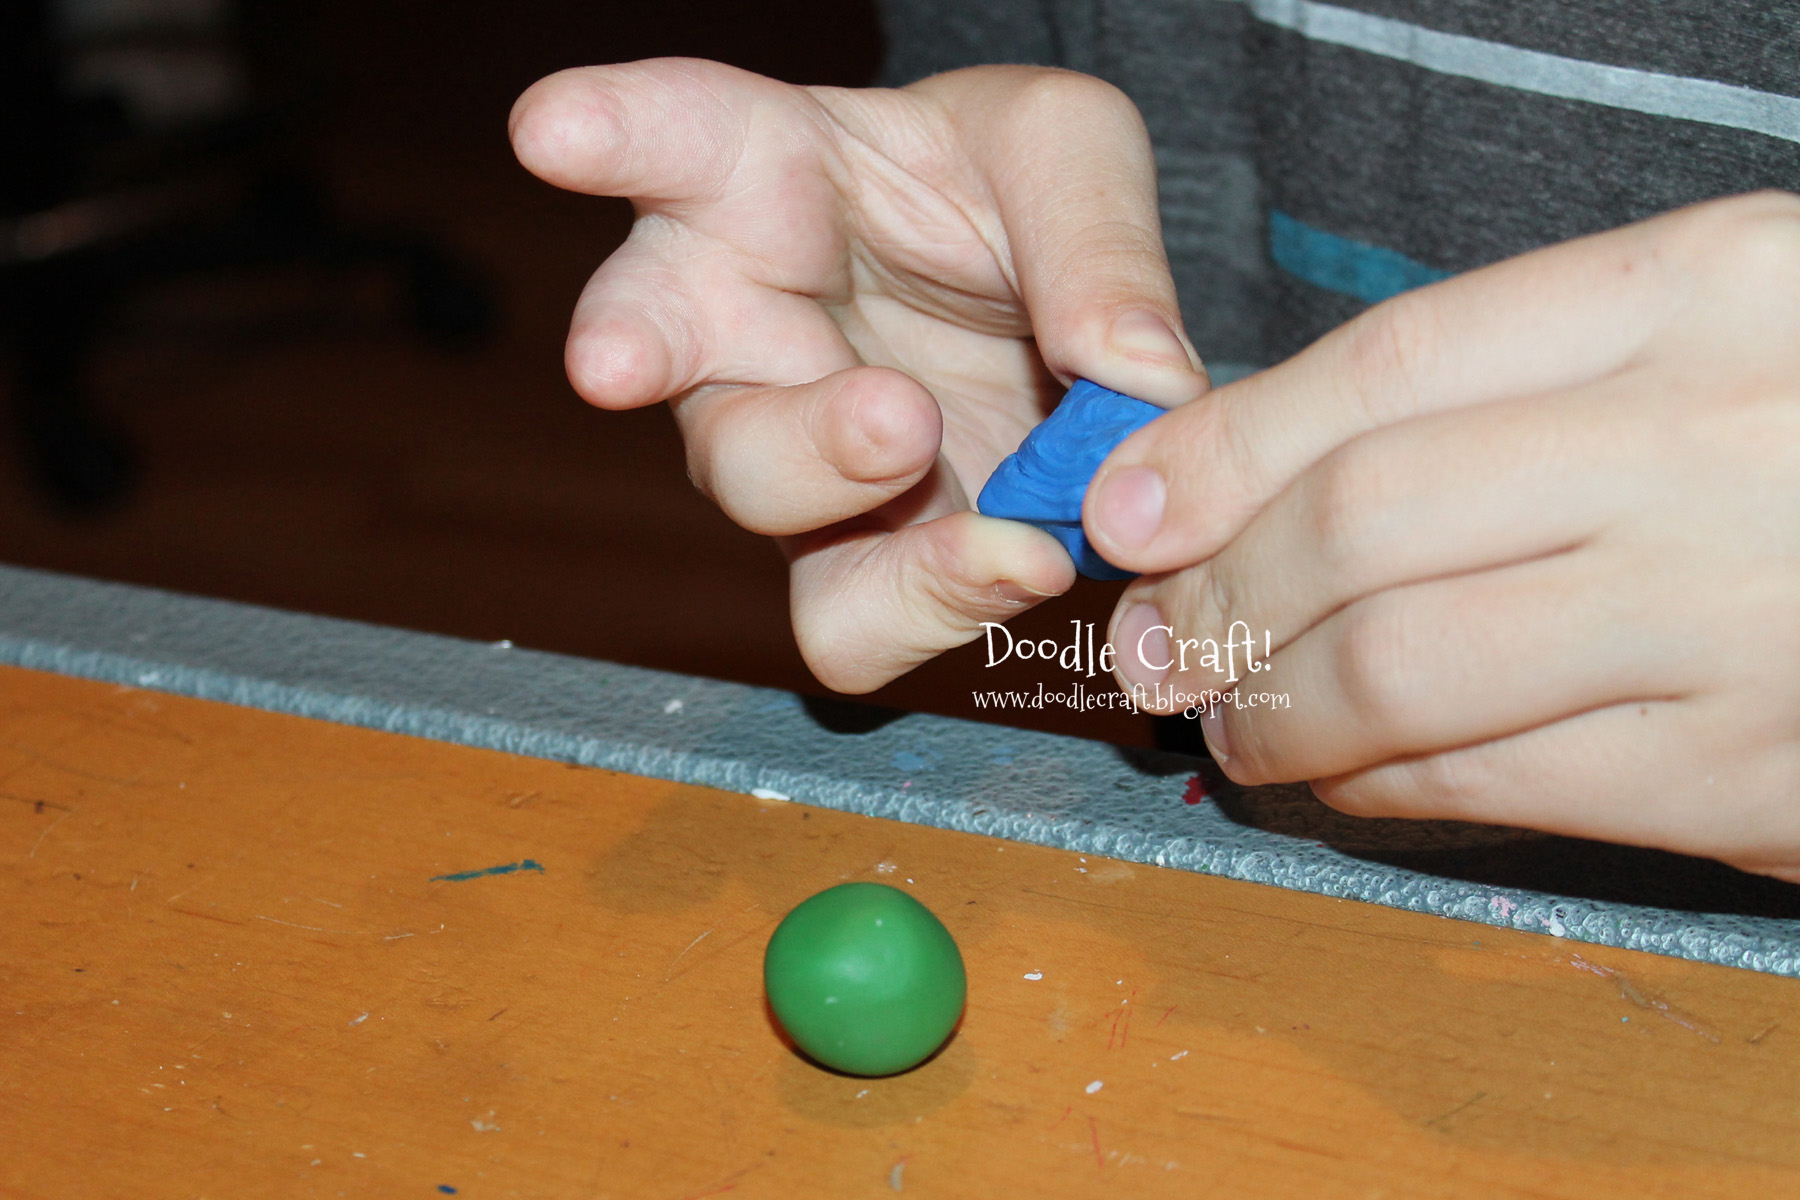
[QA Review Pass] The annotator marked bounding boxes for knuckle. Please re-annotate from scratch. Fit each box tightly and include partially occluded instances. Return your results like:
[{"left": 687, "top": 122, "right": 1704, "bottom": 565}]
[
  {"left": 1332, "top": 596, "right": 1419, "bottom": 735},
  {"left": 794, "top": 635, "right": 879, "bottom": 695},
  {"left": 683, "top": 449, "right": 716, "bottom": 503},
  {"left": 1157, "top": 563, "right": 1230, "bottom": 648},
  {"left": 1305, "top": 441, "right": 1384, "bottom": 579},
  {"left": 902, "top": 519, "right": 990, "bottom": 619},
  {"left": 791, "top": 585, "right": 889, "bottom": 695},
  {"left": 1005, "top": 69, "right": 1141, "bottom": 131},
  {"left": 1308, "top": 776, "right": 1395, "bottom": 819},
  {"left": 1313, "top": 752, "right": 1486, "bottom": 820},
  {"left": 1337, "top": 292, "right": 1438, "bottom": 422},
  {"left": 1199, "top": 562, "right": 1237, "bottom": 640},
  {"left": 1392, "top": 749, "right": 1491, "bottom": 815},
  {"left": 1679, "top": 190, "right": 1800, "bottom": 286},
  {"left": 1206, "top": 398, "right": 1273, "bottom": 521},
  {"left": 1052, "top": 222, "right": 1170, "bottom": 297},
  {"left": 1220, "top": 711, "right": 1274, "bottom": 783}
]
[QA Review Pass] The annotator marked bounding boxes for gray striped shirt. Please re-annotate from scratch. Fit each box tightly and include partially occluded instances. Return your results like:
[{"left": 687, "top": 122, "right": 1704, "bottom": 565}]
[{"left": 878, "top": 0, "right": 1800, "bottom": 373}]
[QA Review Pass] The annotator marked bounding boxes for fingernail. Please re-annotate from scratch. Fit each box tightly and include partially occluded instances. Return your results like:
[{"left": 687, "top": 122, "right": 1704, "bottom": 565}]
[
  {"left": 1112, "top": 602, "right": 1171, "bottom": 692},
  {"left": 1109, "top": 310, "right": 1195, "bottom": 370},
  {"left": 996, "top": 579, "right": 1059, "bottom": 604},
  {"left": 1091, "top": 466, "right": 1165, "bottom": 551},
  {"left": 1200, "top": 698, "right": 1231, "bottom": 764}
]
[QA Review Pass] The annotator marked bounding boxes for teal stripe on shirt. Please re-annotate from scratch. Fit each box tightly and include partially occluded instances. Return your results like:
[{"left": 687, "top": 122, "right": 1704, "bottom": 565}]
[{"left": 1268, "top": 210, "right": 1452, "bottom": 303}]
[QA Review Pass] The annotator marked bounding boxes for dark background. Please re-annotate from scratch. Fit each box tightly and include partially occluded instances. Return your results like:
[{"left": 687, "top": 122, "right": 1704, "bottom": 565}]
[{"left": 0, "top": 0, "right": 1157, "bottom": 746}]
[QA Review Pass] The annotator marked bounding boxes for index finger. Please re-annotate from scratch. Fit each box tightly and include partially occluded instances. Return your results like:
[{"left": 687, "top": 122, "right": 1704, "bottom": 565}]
[{"left": 1079, "top": 192, "right": 1788, "bottom": 574}]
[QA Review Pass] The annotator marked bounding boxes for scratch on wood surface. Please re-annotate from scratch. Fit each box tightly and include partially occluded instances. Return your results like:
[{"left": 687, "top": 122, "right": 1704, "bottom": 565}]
[
  {"left": 659, "top": 918, "right": 779, "bottom": 989},
  {"left": 1570, "top": 955, "right": 1721, "bottom": 1043},
  {"left": 169, "top": 907, "right": 246, "bottom": 926},
  {"left": 253, "top": 915, "right": 362, "bottom": 936},
  {"left": 1423, "top": 1091, "right": 1487, "bottom": 1130},
  {"left": 1748, "top": 1021, "right": 1781, "bottom": 1044},
  {"left": 165, "top": 878, "right": 213, "bottom": 904},
  {"left": 42, "top": 700, "right": 197, "bottom": 747},
  {"left": 3, "top": 740, "right": 148, "bottom": 787},
  {"left": 1088, "top": 1116, "right": 1104, "bottom": 1171},
  {"left": 665, "top": 928, "right": 714, "bottom": 981},
  {"left": 2, "top": 790, "right": 70, "bottom": 813},
  {"left": 1174, "top": 1107, "right": 1246, "bottom": 1124},
  {"left": 27, "top": 807, "right": 74, "bottom": 858}
]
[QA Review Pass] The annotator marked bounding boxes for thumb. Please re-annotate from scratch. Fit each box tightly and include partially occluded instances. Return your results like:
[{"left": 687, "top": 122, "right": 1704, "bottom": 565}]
[{"left": 917, "top": 67, "right": 1208, "bottom": 407}]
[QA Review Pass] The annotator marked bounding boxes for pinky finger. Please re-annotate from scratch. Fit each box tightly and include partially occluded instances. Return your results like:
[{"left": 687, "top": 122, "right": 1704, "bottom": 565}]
[{"left": 1311, "top": 697, "right": 1800, "bottom": 871}]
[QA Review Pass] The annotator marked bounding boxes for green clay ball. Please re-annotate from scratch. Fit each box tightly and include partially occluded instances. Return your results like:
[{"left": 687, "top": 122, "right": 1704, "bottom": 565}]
[{"left": 764, "top": 882, "right": 967, "bottom": 1076}]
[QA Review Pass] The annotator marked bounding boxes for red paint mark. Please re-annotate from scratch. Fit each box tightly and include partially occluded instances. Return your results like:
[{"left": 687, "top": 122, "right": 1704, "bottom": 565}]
[
  {"left": 1119, "top": 1007, "right": 1133, "bottom": 1049},
  {"left": 1156, "top": 1005, "right": 1176, "bottom": 1027},
  {"left": 1048, "top": 1104, "right": 1072, "bottom": 1131},
  {"left": 1182, "top": 775, "right": 1207, "bottom": 805},
  {"left": 1106, "top": 1010, "right": 1120, "bottom": 1051},
  {"left": 1088, "top": 1116, "right": 1105, "bottom": 1170},
  {"left": 679, "top": 1165, "right": 757, "bottom": 1200}
]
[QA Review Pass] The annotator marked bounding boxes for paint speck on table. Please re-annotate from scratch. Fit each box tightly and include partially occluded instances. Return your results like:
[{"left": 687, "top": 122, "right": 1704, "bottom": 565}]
[
  {"left": 1023, "top": 971, "right": 1043, "bottom": 981},
  {"left": 429, "top": 860, "right": 545, "bottom": 883},
  {"left": 1086, "top": 1080, "right": 1104, "bottom": 1095},
  {"left": 750, "top": 788, "right": 790, "bottom": 802},
  {"left": 438, "top": 1188, "right": 458, "bottom": 1196}
]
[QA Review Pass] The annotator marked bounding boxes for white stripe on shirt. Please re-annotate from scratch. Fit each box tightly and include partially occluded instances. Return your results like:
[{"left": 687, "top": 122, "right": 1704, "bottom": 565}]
[{"left": 1248, "top": 0, "right": 1800, "bottom": 145}]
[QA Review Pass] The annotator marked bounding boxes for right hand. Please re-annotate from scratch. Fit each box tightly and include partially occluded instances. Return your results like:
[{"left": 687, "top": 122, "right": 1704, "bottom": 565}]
[{"left": 510, "top": 59, "right": 1207, "bottom": 692}]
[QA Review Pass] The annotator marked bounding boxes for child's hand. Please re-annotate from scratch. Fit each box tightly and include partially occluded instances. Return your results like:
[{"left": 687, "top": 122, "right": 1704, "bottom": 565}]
[
  {"left": 509, "top": 60, "right": 1207, "bottom": 692},
  {"left": 1084, "top": 191, "right": 1800, "bottom": 877}
]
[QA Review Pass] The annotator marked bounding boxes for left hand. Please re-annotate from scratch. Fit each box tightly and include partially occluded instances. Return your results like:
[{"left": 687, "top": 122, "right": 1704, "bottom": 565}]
[{"left": 1081, "top": 191, "right": 1800, "bottom": 880}]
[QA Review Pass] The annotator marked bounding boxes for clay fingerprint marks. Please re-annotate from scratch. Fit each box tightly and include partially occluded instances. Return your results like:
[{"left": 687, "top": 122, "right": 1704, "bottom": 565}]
[{"left": 977, "top": 380, "right": 1165, "bottom": 580}]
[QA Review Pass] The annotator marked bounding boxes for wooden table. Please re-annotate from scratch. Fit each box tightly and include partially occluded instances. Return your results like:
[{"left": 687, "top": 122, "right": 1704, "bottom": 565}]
[{"left": 3, "top": 662, "right": 1798, "bottom": 1198}]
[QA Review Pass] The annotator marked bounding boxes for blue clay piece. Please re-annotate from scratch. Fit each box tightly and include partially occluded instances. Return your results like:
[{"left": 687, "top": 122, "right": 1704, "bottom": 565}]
[{"left": 977, "top": 379, "right": 1165, "bottom": 580}]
